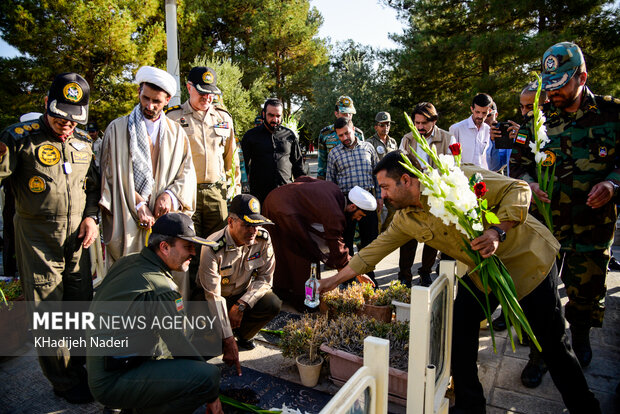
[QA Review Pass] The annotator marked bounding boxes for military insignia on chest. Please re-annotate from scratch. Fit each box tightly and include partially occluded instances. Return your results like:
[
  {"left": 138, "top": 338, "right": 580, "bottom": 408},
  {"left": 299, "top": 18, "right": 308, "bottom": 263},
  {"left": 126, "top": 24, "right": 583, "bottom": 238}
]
[
  {"left": 248, "top": 251, "right": 261, "bottom": 261},
  {"left": 515, "top": 133, "right": 527, "bottom": 145},
  {"left": 542, "top": 150, "right": 556, "bottom": 167},
  {"left": 179, "top": 117, "right": 189, "bottom": 127},
  {"left": 598, "top": 146, "right": 608, "bottom": 157},
  {"left": 221, "top": 277, "right": 230, "bottom": 285},
  {"left": 28, "top": 176, "right": 46, "bottom": 193},
  {"left": 37, "top": 144, "right": 61, "bottom": 166}
]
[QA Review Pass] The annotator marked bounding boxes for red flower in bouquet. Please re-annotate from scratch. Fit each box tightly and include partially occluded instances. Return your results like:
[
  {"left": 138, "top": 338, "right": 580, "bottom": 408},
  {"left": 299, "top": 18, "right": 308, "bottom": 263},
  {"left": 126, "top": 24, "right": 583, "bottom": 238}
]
[
  {"left": 473, "top": 182, "right": 487, "bottom": 198},
  {"left": 449, "top": 142, "right": 461, "bottom": 156}
]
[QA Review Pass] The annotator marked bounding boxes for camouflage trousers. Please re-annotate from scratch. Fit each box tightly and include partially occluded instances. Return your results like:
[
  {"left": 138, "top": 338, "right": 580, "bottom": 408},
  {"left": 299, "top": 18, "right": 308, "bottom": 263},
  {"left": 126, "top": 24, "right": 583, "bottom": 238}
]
[{"left": 560, "top": 249, "right": 609, "bottom": 328}]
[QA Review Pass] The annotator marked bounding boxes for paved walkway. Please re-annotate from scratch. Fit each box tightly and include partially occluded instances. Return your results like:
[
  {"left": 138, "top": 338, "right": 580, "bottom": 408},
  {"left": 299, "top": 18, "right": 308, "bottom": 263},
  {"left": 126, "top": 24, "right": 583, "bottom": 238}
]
[{"left": 1, "top": 155, "right": 619, "bottom": 413}]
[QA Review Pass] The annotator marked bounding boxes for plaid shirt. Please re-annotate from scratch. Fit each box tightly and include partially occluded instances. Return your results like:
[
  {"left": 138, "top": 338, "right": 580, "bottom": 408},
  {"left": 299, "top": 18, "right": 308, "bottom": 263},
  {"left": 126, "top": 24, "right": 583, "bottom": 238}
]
[{"left": 326, "top": 140, "right": 380, "bottom": 199}]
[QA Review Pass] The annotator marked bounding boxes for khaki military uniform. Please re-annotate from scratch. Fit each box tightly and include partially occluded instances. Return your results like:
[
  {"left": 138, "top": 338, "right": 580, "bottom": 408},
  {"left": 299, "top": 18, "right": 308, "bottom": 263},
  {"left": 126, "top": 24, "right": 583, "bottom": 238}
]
[
  {"left": 198, "top": 226, "right": 280, "bottom": 340},
  {"left": 366, "top": 133, "right": 398, "bottom": 160},
  {"left": 0, "top": 116, "right": 100, "bottom": 391},
  {"left": 167, "top": 102, "right": 241, "bottom": 237}
]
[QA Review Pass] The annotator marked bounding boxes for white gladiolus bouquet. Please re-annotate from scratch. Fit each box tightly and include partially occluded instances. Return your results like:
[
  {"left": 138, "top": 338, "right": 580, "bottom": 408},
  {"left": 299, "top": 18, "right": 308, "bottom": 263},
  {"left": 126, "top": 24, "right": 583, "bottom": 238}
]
[
  {"left": 529, "top": 73, "right": 555, "bottom": 232},
  {"left": 400, "top": 113, "right": 540, "bottom": 353}
]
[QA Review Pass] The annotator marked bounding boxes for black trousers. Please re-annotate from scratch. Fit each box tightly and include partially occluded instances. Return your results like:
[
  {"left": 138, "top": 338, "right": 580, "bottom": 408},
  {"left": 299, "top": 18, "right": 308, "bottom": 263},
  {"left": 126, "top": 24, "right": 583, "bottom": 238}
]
[
  {"left": 343, "top": 211, "right": 378, "bottom": 280},
  {"left": 452, "top": 265, "right": 600, "bottom": 413},
  {"left": 398, "top": 239, "right": 437, "bottom": 280}
]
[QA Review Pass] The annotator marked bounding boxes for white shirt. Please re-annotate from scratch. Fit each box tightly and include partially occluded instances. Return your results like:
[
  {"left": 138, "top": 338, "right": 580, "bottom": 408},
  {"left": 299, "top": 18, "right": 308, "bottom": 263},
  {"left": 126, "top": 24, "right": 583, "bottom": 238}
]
[{"left": 448, "top": 116, "right": 491, "bottom": 169}]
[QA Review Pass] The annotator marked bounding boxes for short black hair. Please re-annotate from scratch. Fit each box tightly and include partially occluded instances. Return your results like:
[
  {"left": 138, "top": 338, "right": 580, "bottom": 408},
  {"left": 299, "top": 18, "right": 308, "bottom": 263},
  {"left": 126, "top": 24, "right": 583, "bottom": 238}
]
[
  {"left": 334, "top": 117, "right": 353, "bottom": 130},
  {"left": 147, "top": 233, "right": 178, "bottom": 251},
  {"left": 373, "top": 150, "right": 420, "bottom": 180},
  {"left": 263, "top": 98, "right": 283, "bottom": 114},
  {"left": 471, "top": 93, "right": 493, "bottom": 108}
]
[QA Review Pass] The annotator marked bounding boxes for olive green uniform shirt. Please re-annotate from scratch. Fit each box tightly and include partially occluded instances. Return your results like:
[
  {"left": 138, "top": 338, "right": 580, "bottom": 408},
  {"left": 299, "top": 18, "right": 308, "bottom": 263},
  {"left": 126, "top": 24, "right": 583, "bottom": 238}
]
[
  {"left": 367, "top": 133, "right": 398, "bottom": 160},
  {"left": 349, "top": 165, "right": 560, "bottom": 299}
]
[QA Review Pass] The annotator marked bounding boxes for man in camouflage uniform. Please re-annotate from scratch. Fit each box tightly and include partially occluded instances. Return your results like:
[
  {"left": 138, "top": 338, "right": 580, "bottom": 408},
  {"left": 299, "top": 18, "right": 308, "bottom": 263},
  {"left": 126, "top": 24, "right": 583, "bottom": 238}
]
[
  {"left": 316, "top": 95, "right": 364, "bottom": 179},
  {"left": 167, "top": 66, "right": 241, "bottom": 238},
  {"left": 198, "top": 194, "right": 281, "bottom": 351},
  {"left": 0, "top": 73, "right": 100, "bottom": 403},
  {"left": 510, "top": 42, "right": 620, "bottom": 367}
]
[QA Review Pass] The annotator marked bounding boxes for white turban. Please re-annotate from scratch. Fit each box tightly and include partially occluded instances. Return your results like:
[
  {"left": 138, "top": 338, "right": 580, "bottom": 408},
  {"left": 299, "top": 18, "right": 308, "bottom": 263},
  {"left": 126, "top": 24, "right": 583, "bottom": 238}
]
[
  {"left": 348, "top": 186, "right": 377, "bottom": 211},
  {"left": 135, "top": 66, "right": 177, "bottom": 97}
]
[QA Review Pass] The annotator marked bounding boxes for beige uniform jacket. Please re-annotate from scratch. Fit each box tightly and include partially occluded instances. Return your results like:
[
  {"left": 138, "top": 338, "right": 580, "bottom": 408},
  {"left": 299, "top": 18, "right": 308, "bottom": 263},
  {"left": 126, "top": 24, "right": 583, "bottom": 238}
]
[
  {"left": 399, "top": 126, "right": 452, "bottom": 168},
  {"left": 349, "top": 165, "right": 560, "bottom": 299},
  {"left": 198, "top": 226, "right": 275, "bottom": 338},
  {"left": 167, "top": 101, "right": 241, "bottom": 194}
]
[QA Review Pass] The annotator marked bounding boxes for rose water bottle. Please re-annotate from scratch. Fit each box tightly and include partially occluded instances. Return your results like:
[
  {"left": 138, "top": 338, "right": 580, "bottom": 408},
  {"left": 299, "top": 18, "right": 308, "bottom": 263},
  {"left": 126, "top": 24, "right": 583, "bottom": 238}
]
[{"left": 304, "top": 263, "right": 320, "bottom": 308}]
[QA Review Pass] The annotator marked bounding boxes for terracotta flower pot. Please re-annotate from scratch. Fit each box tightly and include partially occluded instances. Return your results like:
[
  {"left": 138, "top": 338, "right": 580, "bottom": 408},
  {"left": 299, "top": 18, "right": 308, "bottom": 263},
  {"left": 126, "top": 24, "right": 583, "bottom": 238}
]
[
  {"left": 320, "top": 344, "right": 408, "bottom": 400},
  {"left": 295, "top": 354, "right": 323, "bottom": 387},
  {"left": 361, "top": 304, "right": 392, "bottom": 322}
]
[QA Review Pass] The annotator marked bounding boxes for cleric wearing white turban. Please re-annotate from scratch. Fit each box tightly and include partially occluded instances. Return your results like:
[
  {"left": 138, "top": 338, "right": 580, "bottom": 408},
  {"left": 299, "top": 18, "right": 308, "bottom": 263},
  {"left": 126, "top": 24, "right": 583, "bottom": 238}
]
[{"left": 135, "top": 66, "right": 177, "bottom": 97}]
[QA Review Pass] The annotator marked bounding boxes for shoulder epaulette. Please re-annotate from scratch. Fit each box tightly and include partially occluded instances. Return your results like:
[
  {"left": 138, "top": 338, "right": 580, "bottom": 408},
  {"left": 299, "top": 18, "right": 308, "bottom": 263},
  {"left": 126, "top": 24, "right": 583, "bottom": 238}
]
[
  {"left": 320, "top": 124, "right": 334, "bottom": 134},
  {"left": 257, "top": 229, "right": 269, "bottom": 240},
  {"left": 165, "top": 105, "right": 182, "bottom": 114},
  {"left": 73, "top": 128, "right": 92, "bottom": 142},
  {"left": 6, "top": 119, "right": 43, "bottom": 140},
  {"left": 597, "top": 95, "right": 620, "bottom": 106},
  {"left": 209, "top": 234, "right": 227, "bottom": 252},
  {"left": 214, "top": 106, "right": 231, "bottom": 117}
]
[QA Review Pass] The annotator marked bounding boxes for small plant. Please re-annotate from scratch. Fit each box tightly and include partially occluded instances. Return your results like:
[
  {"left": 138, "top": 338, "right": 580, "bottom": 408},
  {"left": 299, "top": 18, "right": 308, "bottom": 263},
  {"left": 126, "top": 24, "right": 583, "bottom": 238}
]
[
  {"left": 322, "top": 315, "right": 409, "bottom": 371},
  {"left": 361, "top": 283, "right": 391, "bottom": 306},
  {"left": 322, "top": 283, "right": 365, "bottom": 315},
  {"left": 384, "top": 280, "right": 411, "bottom": 304},
  {"left": 281, "top": 314, "right": 327, "bottom": 364}
]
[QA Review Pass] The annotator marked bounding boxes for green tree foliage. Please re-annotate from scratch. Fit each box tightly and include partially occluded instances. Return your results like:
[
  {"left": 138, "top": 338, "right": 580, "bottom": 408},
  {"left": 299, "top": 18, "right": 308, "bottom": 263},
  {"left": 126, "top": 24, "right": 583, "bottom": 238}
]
[
  {"left": 187, "top": 56, "right": 268, "bottom": 137},
  {"left": 0, "top": 0, "right": 167, "bottom": 130},
  {"left": 180, "top": 0, "right": 328, "bottom": 111},
  {"left": 383, "top": 0, "right": 620, "bottom": 127},
  {"left": 299, "top": 41, "right": 405, "bottom": 145}
]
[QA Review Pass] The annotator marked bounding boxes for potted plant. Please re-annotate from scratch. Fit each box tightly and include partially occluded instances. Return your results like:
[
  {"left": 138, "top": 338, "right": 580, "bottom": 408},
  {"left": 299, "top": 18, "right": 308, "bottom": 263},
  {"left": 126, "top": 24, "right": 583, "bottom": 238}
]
[
  {"left": 281, "top": 314, "right": 327, "bottom": 387},
  {"left": 0, "top": 278, "right": 28, "bottom": 354},
  {"left": 385, "top": 280, "right": 412, "bottom": 321},
  {"left": 360, "top": 283, "right": 392, "bottom": 322},
  {"left": 319, "top": 283, "right": 365, "bottom": 318},
  {"left": 319, "top": 315, "right": 410, "bottom": 400}
]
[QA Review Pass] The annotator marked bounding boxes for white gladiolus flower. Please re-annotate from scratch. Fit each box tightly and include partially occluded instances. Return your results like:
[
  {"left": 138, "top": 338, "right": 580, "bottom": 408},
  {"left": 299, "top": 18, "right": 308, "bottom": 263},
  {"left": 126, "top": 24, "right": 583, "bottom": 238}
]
[
  {"left": 535, "top": 152, "right": 547, "bottom": 164},
  {"left": 529, "top": 141, "right": 537, "bottom": 153},
  {"left": 473, "top": 222, "right": 484, "bottom": 232}
]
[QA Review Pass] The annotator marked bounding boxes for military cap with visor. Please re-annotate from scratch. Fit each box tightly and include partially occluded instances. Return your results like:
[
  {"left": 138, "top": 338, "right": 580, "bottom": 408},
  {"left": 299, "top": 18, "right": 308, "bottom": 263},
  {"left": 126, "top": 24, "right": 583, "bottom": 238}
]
[
  {"left": 375, "top": 111, "right": 392, "bottom": 123},
  {"left": 188, "top": 66, "right": 222, "bottom": 95},
  {"left": 46, "top": 73, "right": 90, "bottom": 124},
  {"left": 229, "top": 194, "right": 273, "bottom": 226},
  {"left": 151, "top": 212, "right": 216, "bottom": 246},
  {"left": 540, "top": 42, "right": 585, "bottom": 91},
  {"left": 336, "top": 95, "right": 356, "bottom": 114}
]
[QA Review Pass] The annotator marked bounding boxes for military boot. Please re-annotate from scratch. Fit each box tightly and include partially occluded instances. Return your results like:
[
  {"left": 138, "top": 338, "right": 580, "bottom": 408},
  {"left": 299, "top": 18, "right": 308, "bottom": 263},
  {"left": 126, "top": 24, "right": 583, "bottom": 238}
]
[
  {"left": 570, "top": 325, "right": 592, "bottom": 367},
  {"left": 520, "top": 346, "right": 548, "bottom": 388}
]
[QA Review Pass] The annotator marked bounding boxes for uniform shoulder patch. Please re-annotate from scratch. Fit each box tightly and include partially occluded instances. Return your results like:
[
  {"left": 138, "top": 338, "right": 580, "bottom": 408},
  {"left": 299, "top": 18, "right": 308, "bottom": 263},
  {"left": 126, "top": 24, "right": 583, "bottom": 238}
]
[
  {"left": 257, "top": 229, "right": 269, "bottom": 240},
  {"left": 165, "top": 105, "right": 181, "bottom": 114},
  {"left": 209, "top": 235, "right": 226, "bottom": 252}
]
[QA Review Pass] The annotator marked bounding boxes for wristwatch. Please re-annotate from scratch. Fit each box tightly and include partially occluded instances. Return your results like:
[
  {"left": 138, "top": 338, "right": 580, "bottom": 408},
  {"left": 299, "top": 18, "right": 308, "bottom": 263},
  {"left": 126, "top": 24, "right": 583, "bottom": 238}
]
[
  {"left": 490, "top": 226, "right": 506, "bottom": 242},
  {"left": 236, "top": 302, "right": 247, "bottom": 312},
  {"left": 607, "top": 180, "right": 620, "bottom": 198}
]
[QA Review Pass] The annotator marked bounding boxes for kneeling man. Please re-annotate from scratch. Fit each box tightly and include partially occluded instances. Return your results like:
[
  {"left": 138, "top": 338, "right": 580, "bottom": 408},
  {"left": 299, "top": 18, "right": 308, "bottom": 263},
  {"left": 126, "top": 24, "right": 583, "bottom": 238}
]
[
  {"left": 199, "top": 194, "right": 282, "bottom": 350},
  {"left": 87, "top": 213, "right": 223, "bottom": 414}
]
